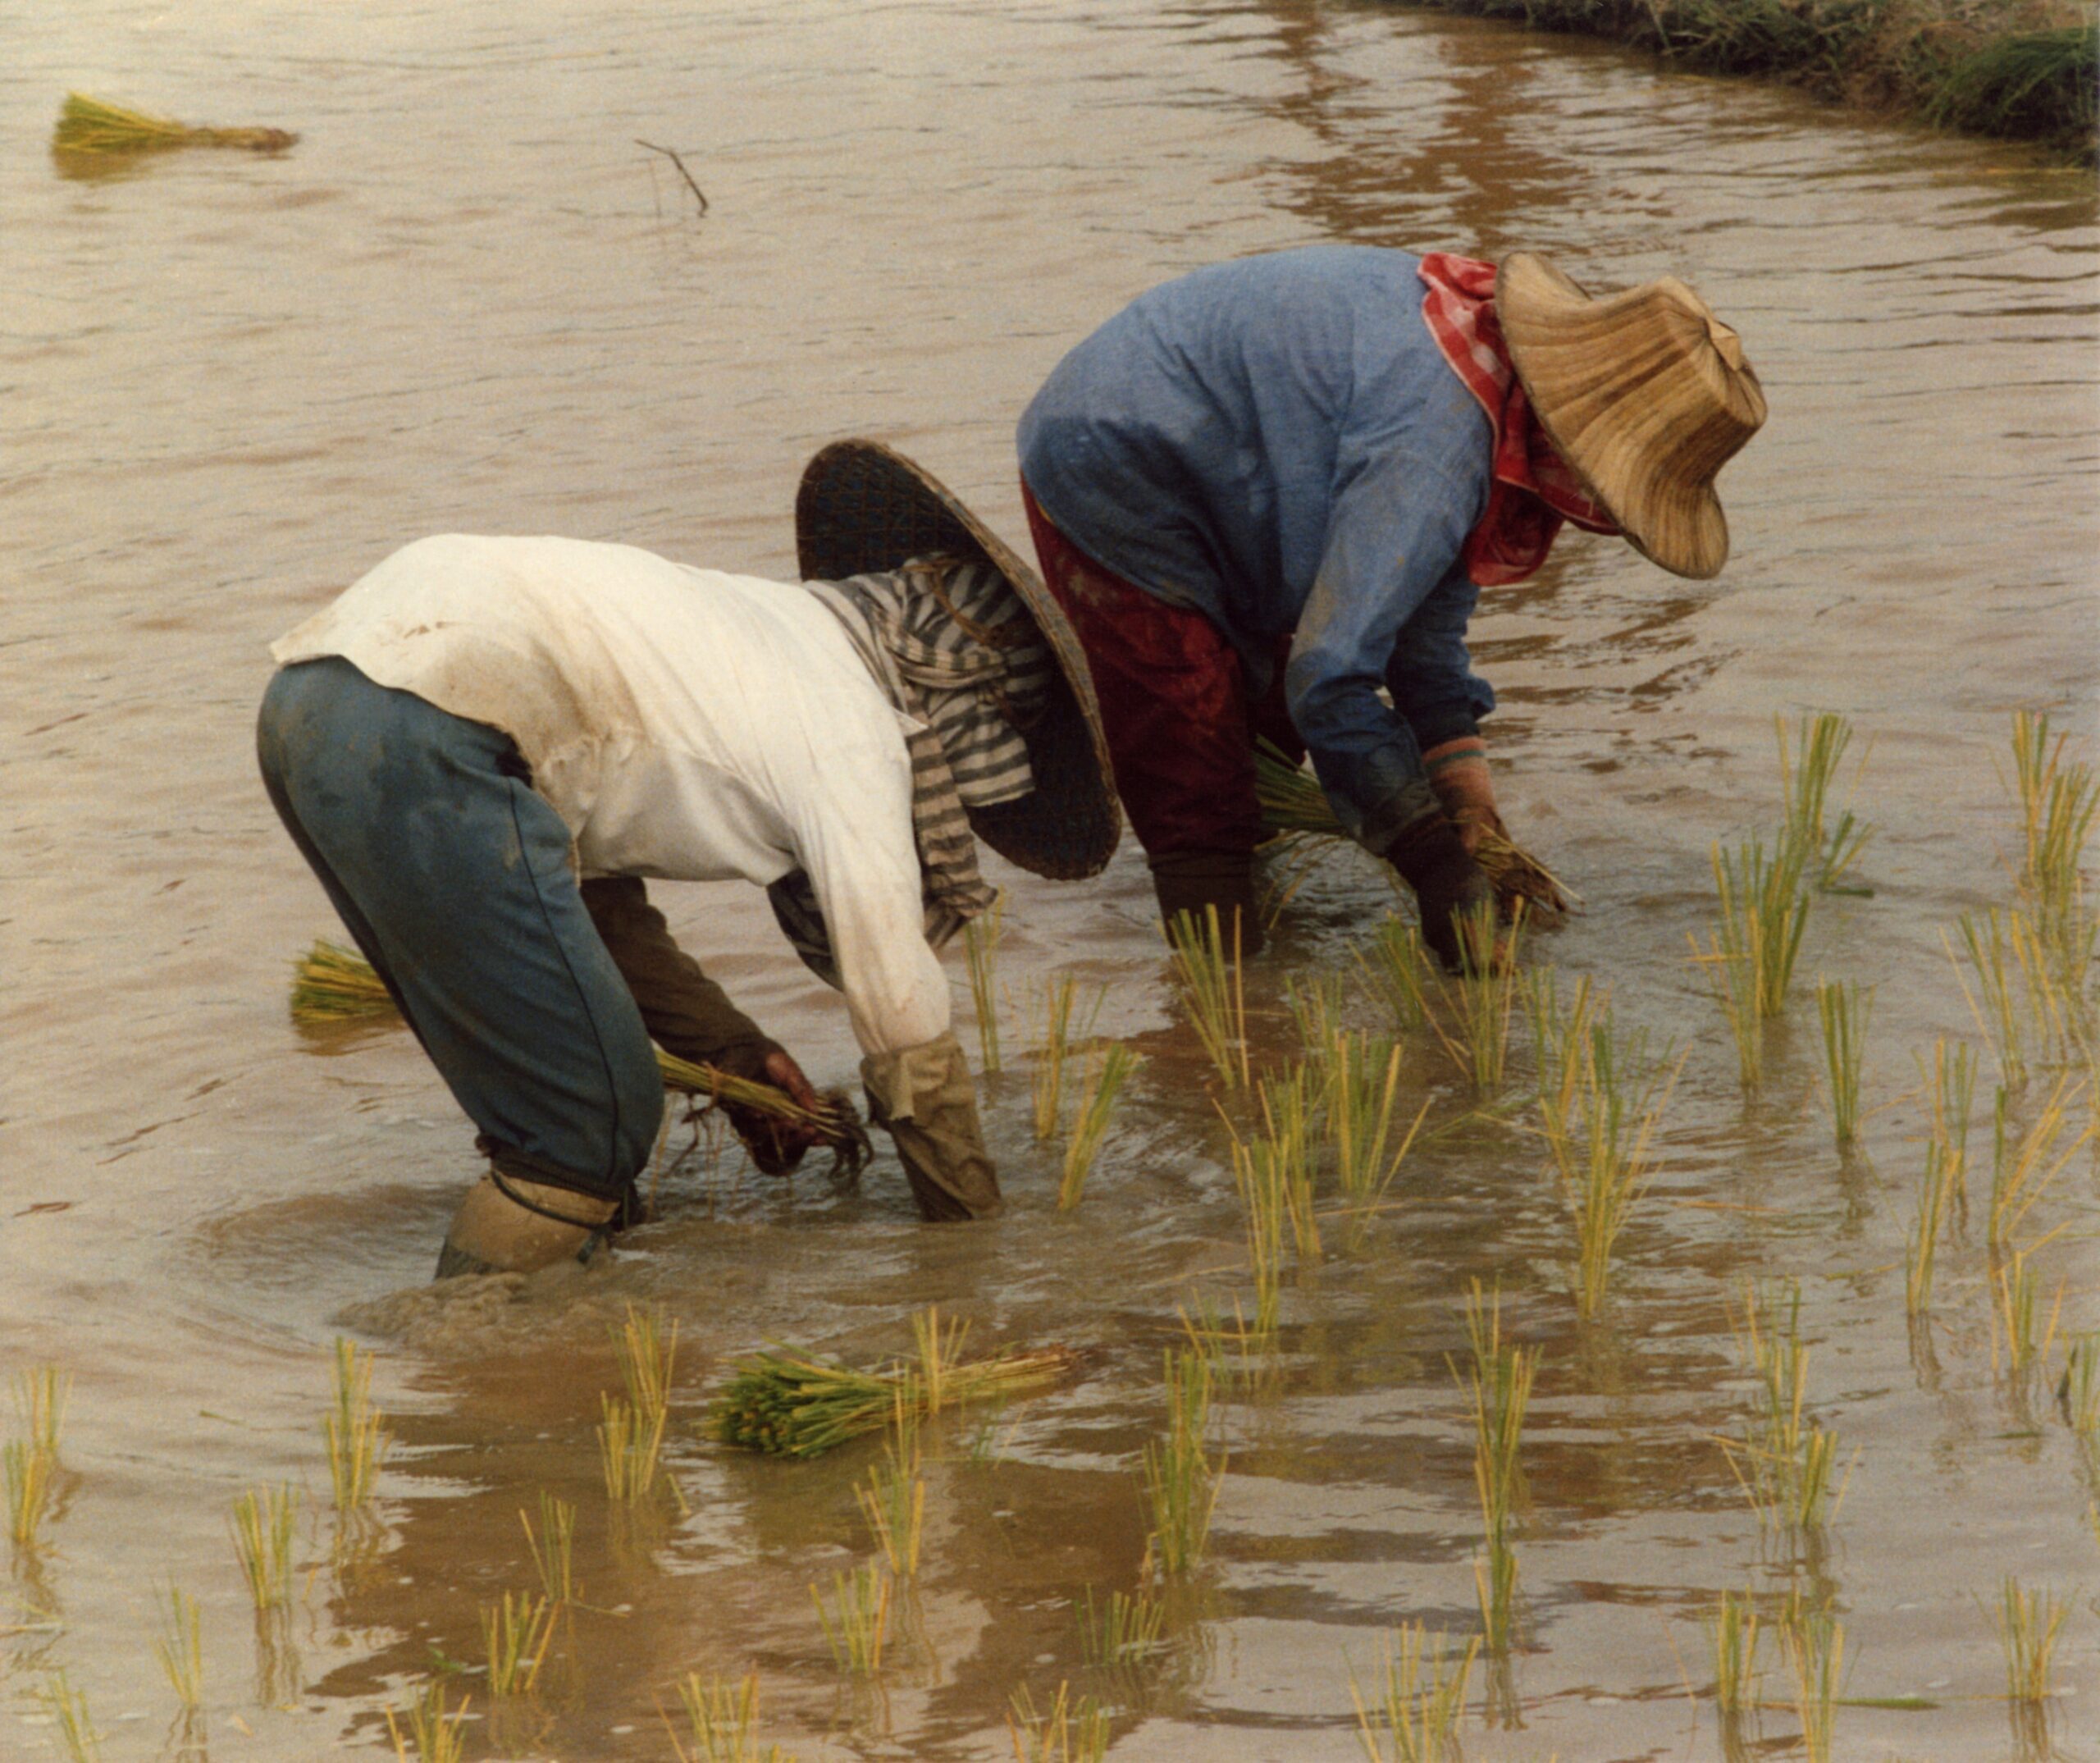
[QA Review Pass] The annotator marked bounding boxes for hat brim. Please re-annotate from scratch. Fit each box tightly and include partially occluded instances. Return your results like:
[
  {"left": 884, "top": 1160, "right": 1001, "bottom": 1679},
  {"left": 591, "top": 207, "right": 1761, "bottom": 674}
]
[
  {"left": 1497, "top": 252, "right": 1731, "bottom": 581},
  {"left": 795, "top": 439, "right": 1121, "bottom": 880}
]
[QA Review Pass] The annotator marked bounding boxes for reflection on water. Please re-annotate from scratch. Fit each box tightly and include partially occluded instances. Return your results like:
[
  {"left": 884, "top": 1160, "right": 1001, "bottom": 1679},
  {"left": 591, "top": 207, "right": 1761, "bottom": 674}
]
[{"left": 2, "top": 0, "right": 2096, "bottom": 1756}]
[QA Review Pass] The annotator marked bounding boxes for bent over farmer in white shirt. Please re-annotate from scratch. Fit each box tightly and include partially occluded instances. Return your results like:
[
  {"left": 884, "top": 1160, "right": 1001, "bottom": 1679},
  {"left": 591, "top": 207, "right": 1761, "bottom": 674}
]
[{"left": 256, "top": 442, "right": 1120, "bottom": 1277}]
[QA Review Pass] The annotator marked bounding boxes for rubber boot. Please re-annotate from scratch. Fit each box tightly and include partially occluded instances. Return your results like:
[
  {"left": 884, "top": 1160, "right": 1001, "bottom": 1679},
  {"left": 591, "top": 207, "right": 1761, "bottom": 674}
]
[
  {"left": 435, "top": 1174, "right": 621, "bottom": 1279},
  {"left": 861, "top": 1032, "right": 1003, "bottom": 1222},
  {"left": 1384, "top": 812, "right": 1497, "bottom": 972},
  {"left": 1149, "top": 848, "right": 1263, "bottom": 957}
]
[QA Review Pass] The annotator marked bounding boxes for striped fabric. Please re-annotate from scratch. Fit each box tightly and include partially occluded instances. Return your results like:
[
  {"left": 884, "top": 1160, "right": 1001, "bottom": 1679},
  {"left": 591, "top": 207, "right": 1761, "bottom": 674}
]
[
  {"left": 1417, "top": 252, "right": 1620, "bottom": 587},
  {"left": 769, "top": 555, "right": 1050, "bottom": 985}
]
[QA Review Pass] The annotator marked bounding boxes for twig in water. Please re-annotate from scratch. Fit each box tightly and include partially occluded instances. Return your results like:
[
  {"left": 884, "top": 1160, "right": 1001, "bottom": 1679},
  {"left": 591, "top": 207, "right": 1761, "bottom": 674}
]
[{"left": 637, "top": 139, "right": 709, "bottom": 212}]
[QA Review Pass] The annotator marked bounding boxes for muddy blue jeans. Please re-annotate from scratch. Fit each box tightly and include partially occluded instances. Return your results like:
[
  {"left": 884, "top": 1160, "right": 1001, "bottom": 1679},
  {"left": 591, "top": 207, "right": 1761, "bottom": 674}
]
[{"left": 257, "top": 657, "right": 664, "bottom": 1203}]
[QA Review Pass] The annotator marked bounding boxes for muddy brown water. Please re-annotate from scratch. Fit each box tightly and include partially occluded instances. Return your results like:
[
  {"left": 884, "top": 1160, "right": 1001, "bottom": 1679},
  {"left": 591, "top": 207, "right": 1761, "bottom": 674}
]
[{"left": 4, "top": 1, "right": 2098, "bottom": 1759}]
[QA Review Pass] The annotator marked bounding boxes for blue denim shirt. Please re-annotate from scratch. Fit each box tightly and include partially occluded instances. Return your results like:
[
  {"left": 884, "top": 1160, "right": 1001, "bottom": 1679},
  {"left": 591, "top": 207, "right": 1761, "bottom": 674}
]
[{"left": 1017, "top": 246, "right": 1495, "bottom": 852}]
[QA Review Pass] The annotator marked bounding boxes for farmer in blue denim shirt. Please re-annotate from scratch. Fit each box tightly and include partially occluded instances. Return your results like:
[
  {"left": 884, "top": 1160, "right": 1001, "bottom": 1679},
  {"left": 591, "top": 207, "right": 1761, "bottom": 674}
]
[{"left": 1019, "top": 245, "right": 1766, "bottom": 963}]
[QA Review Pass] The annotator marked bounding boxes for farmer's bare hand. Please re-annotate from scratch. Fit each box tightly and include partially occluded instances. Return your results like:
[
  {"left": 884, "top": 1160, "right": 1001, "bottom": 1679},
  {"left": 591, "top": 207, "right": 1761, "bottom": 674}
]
[{"left": 721, "top": 1045, "right": 826, "bottom": 1176}]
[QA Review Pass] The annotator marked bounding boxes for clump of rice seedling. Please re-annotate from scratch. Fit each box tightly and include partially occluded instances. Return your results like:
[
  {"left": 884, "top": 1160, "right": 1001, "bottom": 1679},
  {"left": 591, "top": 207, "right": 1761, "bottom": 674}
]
[
  {"left": 324, "top": 1336, "right": 390, "bottom": 1521},
  {"left": 1989, "top": 1245, "right": 2065, "bottom": 1397},
  {"left": 230, "top": 1482, "right": 299, "bottom": 1611},
  {"left": 1435, "top": 901, "right": 1525, "bottom": 1094},
  {"left": 1349, "top": 1622, "right": 1478, "bottom": 1763},
  {"left": 1919, "top": 1039, "right": 1978, "bottom": 1224},
  {"left": 1523, "top": 966, "right": 1597, "bottom": 1150},
  {"left": 52, "top": 92, "right": 297, "bottom": 157},
  {"left": 1988, "top": 1077, "right": 2086, "bottom": 1248},
  {"left": 2010, "top": 711, "right": 2097, "bottom": 916},
  {"left": 1140, "top": 1345, "right": 1222, "bottom": 1576},
  {"left": 672, "top": 1669, "right": 796, "bottom": 1763},
  {"left": 480, "top": 1588, "right": 555, "bottom": 1698},
  {"left": 1253, "top": 1067, "right": 1322, "bottom": 1259},
  {"left": 1723, "top": 1282, "right": 1847, "bottom": 1537},
  {"left": 600, "top": 1301, "right": 678, "bottom": 1505},
  {"left": 520, "top": 1491, "right": 577, "bottom": 1605},
  {"left": 855, "top": 1409, "right": 924, "bottom": 1579},
  {"left": 2058, "top": 1332, "right": 2100, "bottom": 1439},
  {"left": 1286, "top": 971, "right": 1348, "bottom": 1057},
  {"left": 1030, "top": 975, "right": 1102, "bottom": 1140},
  {"left": 1948, "top": 911, "right": 2029, "bottom": 1091},
  {"left": 811, "top": 1561, "right": 892, "bottom": 1677},
  {"left": 1357, "top": 915, "right": 1432, "bottom": 1036},
  {"left": 386, "top": 1679, "right": 469, "bottom": 1763},
  {"left": 14, "top": 1367, "right": 69, "bottom": 1461},
  {"left": 963, "top": 888, "right": 1007, "bottom": 1071},
  {"left": 1060, "top": 1041, "right": 1142, "bottom": 1210},
  {"left": 1905, "top": 1144, "right": 1956, "bottom": 1319},
  {"left": 1693, "top": 836, "right": 1809, "bottom": 1085},
  {"left": 710, "top": 1332, "right": 1076, "bottom": 1459},
  {"left": 1777, "top": 711, "right": 1872, "bottom": 893},
  {"left": 290, "top": 939, "right": 395, "bottom": 1017},
  {"left": 1227, "top": 1117, "right": 1292, "bottom": 1337},
  {"left": 1778, "top": 1596, "right": 1847, "bottom": 1763},
  {"left": 1075, "top": 1584, "right": 1167, "bottom": 1668},
  {"left": 1007, "top": 1680, "right": 1110, "bottom": 1763},
  {"left": 34, "top": 1669, "right": 101, "bottom": 1763},
  {"left": 1456, "top": 1281, "right": 1536, "bottom": 1654},
  {"left": 614, "top": 1302, "right": 677, "bottom": 1427},
  {"left": 1705, "top": 1587, "right": 1762, "bottom": 1716},
  {"left": 154, "top": 1584, "right": 205, "bottom": 1709},
  {"left": 1180, "top": 1290, "right": 1277, "bottom": 1382},
  {"left": 1317, "top": 1029, "right": 1422, "bottom": 1217},
  {"left": 1815, "top": 977, "right": 1872, "bottom": 1149},
  {"left": 5, "top": 1439, "right": 56, "bottom": 1551},
  {"left": 1166, "top": 906, "right": 1249, "bottom": 1089},
  {"left": 1994, "top": 1574, "right": 2073, "bottom": 1706}
]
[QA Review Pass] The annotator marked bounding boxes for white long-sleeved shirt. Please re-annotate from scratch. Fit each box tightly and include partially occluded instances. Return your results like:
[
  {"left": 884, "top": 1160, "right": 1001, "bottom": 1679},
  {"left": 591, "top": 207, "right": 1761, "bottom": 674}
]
[{"left": 270, "top": 533, "right": 947, "bottom": 1056}]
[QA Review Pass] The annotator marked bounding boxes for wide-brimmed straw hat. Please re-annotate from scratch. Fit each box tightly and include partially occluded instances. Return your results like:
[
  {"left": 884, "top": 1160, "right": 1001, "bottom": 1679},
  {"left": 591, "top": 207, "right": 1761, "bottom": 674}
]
[
  {"left": 1497, "top": 252, "right": 1768, "bottom": 581},
  {"left": 796, "top": 439, "right": 1121, "bottom": 880}
]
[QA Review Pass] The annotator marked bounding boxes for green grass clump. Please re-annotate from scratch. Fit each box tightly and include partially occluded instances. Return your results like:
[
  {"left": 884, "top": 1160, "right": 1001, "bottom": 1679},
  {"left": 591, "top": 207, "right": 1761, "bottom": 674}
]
[
  {"left": 52, "top": 91, "right": 297, "bottom": 156},
  {"left": 230, "top": 1482, "right": 299, "bottom": 1612}
]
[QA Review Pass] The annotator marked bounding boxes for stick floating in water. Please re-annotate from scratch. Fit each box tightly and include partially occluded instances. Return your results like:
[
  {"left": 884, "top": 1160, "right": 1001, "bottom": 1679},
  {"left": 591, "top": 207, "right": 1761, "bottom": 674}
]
[{"left": 52, "top": 92, "right": 298, "bottom": 157}]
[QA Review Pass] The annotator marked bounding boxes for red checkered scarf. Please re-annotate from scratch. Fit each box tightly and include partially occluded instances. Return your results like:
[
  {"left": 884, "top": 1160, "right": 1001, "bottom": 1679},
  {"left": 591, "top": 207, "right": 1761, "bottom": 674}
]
[{"left": 1418, "top": 252, "right": 1618, "bottom": 587}]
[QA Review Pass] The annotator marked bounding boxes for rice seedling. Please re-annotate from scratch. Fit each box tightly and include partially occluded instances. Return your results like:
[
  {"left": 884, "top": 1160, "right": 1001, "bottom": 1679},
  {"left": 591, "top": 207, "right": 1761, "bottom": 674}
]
[
  {"left": 2057, "top": 1331, "right": 2100, "bottom": 1438},
  {"left": 13, "top": 1367, "right": 69, "bottom": 1461},
  {"left": 1705, "top": 834, "right": 1811, "bottom": 1022},
  {"left": 1988, "top": 1245, "right": 2065, "bottom": 1395},
  {"left": 1075, "top": 1584, "right": 1168, "bottom": 1668},
  {"left": 672, "top": 1669, "right": 795, "bottom": 1763},
  {"left": 1776, "top": 710, "right": 1872, "bottom": 893},
  {"left": 323, "top": 1336, "right": 389, "bottom": 1519},
  {"left": 35, "top": 1669, "right": 101, "bottom": 1763},
  {"left": 810, "top": 1560, "right": 892, "bottom": 1677},
  {"left": 2011, "top": 711, "right": 2097, "bottom": 918},
  {"left": 1523, "top": 966, "right": 1597, "bottom": 1152},
  {"left": 1705, "top": 1587, "right": 1762, "bottom": 1715},
  {"left": 1228, "top": 1121, "right": 1291, "bottom": 1338},
  {"left": 710, "top": 1333, "right": 1076, "bottom": 1458},
  {"left": 597, "top": 1390, "right": 669, "bottom": 1505},
  {"left": 1006, "top": 1680, "right": 1111, "bottom": 1763},
  {"left": 1140, "top": 1345, "right": 1222, "bottom": 1576},
  {"left": 1919, "top": 1038, "right": 1978, "bottom": 1223},
  {"left": 1815, "top": 977, "right": 1872, "bottom": 1149},
  {"left": 229, "top": 1482, "right": 298, "bottom": 1612},
  {"left": 1723, "top": 1282, "right": 1847, "bottom": 1537},
  {"left": 963, "top": 888, "right": 1007, "bottom": 1071},
  {"left": 1030, "top": 975, "right": 1101, "bottom": 1141},
  {"left": 1256, "top": 1066, "right": 1323, "bottom": 1258},
  {"left": 1437, "top": 901, "right": 1525, "bottom": 1094},
  {"left": 1349, "top": 1622, "right": 1478, "bottom": 1763},
  {"left": 1456, "top": 1281, "right": 1536, "bottom": 1653},
  {"left": 1904, "top": 1144, "right": 1955, "bottom": 1318},
  {"left": 520, "top": 1491, "right": 577, "bottom": 1605},
  {"left": 1179, "top": 1289, "right": 1278, "bottom": 1382},
  {"left": 385, "top": 1679, "right": 470, "bottom": 1763},
  {"left": 1357, "top": 915, "right": 1432, "bottom": 1036},
  {"left": 1778, "top": 1597, "right": 1846, "bottom": 1763},
  {"left": 1691, "top": 921, "right": 1764, "bottom": 1089},
  {"left": 52, "top": 92, "right": 297, "bottom": 156},
  {"left": 1060, "top": 1041, "right": 1142, "bottom": 1209},
  {"left": 1286, "top": 971, "right": 1349, "bottom": 1058},
  {"left": 1995, "top": 1575, "right": 2073, "bottom": 1706},
  {"left": 153, "top": 1584, "right": 205, "bottom": 1709},
  {"left": 5, "top": 1440, "right": 55, "bottom": 1551},
  {"left": 1166, "top": 905, "right": 1250, "bottom": 1089},
  {"left": 614, "top": 1301, "right": 677, "bottom": 1428},
  {"left": 478, "top": 1587, "right": 555, "bottom": 1697},
  {"left": 1948, "top": 911, "right": 2029, "bottom": 1090},
  {"left": 1987, "top": 1077, "right": 2085, "bottom": 1248},
  {"left": 1317, "top": 1029, "right": 1422, "bottom": 1216},
  {"left": 855, "top": 1418, "right": 924, "bottom": 1579},
  {"left": 1551, "top": 1009, "right": 1678, "bottom": 1319}
]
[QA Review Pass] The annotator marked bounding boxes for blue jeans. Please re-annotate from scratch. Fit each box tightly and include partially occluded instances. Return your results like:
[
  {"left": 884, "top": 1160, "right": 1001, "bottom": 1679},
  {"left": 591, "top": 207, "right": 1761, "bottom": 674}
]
[{"left": 257, "top": 657, "right": 664, "bottom": 1202}]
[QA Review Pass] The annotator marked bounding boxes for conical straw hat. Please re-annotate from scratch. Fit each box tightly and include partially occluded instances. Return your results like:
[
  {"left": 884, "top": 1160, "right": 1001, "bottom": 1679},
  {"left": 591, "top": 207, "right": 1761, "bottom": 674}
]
[
  {"left": 1497, "top": 253, "right": 1768, "bottom": 580},
  {"left": 796, "top": 439, "right": 1121, "bottom": 880}
]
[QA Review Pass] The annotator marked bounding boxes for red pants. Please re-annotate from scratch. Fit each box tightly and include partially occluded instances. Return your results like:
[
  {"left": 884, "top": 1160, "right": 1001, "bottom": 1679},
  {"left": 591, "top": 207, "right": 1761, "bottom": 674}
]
[{"left": 1021, "top": 483, "right": 1303, "bottom": 862}]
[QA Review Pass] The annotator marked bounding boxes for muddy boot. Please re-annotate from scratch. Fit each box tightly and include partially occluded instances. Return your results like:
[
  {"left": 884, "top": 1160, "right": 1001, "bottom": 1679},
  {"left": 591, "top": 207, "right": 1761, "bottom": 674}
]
[
  {"left": 1149, "top": 848, "right": 1263, "bottom": 957},
  {"left": 861, "top": 1031, "right": 1002, "bottom": 1222},
  {"left": 435, "top": 1173, "right": 621, "bottom": 1279}
]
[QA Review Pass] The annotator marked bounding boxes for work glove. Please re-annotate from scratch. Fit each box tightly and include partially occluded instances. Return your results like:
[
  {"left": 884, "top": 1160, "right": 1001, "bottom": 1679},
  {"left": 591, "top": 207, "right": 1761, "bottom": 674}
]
[
  {"left": 861, "top": 1030, "right": 1002, "bottom": 1222},
  {"left": 1383, "top": 811, "right": 1498, "bottom": 973},
  {"left": 1422, "top": 736, "right": 1504, "bottom": 856},
  {"left": 1148, "top": 848, "right": 1263, "bottom": 957},
  {"left": 436, "top": 1169, "right": 621, "bottom": 1280}
]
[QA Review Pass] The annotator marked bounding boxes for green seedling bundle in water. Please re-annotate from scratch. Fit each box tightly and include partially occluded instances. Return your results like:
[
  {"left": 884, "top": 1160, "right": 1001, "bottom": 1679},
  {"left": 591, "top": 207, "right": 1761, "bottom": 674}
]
[
  {"left": 1705, "top": 1587, "right": 1763, "bottom": 1718},
  {"left": 811, "top": 1560, "right": 892, "bottom": 1677},
  {"left": 386, "top": 1679, "right": 469, "bottom": 1763},
  {"left": 1007, "top": 1680, "right": 1110, "bottom": 1763},
  {"left": 1456, "top": 1281, "right": 1536, "bottom": 1654},
  {"left": 324, "top": 1336, "right": 390, "bottom": 1523},
  {"left": 1140, "top": 1345, "right": 1222, "bottom": 1577},
  {"left": 521, "top": 1491, "right": 577, "bottom": 1605},
  {"left": 1166, "top": 905, "right": 1250, "bottom": 1089},
  {"left": 480, "top": 1588, "right": 555, "bottom": 1698},
  {"left": 673, "top": 1669, "right": 797, "bottom": 1763},
  {"left": 963, "top": 887, "right": 1006, "bottom": 1071},
  {"left": 1777, "top": 710, "right": 1872, "bottom": 893},
  {"left": 1060, "top": 1039, "right": 1142, "bottom": 1210},
  {"left": 1349, "top": 1621, "right": 1477, "bottom": 1763},
  {"left": 1723, "top": 1282, "right": 1847, "bottom": 1538},
  {"left": 153, "top": 1584, "right": 205, "bottom": 1709},
  {"left": 1814, "top": 977, "right": 1872, "bottom": 1149},
  {"left": 230, "top": 1482, "right": 299, "bottom": 1612},
  {"left": 1075, "top": 1584, "right": 1168, "bottom": 1668}
]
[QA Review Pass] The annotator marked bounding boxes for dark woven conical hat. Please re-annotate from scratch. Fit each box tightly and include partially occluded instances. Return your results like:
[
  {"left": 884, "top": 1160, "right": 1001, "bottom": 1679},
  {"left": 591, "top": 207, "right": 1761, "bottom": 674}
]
[{"left": 796, "top": 439, "right": 1121, "bottom": 880}]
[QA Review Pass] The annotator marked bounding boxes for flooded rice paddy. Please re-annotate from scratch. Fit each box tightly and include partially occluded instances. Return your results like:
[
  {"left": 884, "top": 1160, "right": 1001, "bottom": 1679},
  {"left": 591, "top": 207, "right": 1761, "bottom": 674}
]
[{"left": 3, "top": 0, "right": 2098, "bottom": 1759}]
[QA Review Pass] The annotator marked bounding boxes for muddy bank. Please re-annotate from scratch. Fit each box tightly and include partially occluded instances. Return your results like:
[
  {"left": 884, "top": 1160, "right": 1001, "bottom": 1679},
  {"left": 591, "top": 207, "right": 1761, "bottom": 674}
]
[{"left": 1390, "top": 0, "right": 2098, "bottom": 153}]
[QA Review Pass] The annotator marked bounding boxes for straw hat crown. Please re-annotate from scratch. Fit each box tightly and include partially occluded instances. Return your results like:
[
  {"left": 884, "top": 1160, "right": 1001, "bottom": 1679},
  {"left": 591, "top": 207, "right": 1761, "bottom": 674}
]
[
  {"left": 1498, "top": 253, "right": 1768, "bottom": 581},
  {"left": 796, "top": 439, "right": 1121, "bottom": 880}
]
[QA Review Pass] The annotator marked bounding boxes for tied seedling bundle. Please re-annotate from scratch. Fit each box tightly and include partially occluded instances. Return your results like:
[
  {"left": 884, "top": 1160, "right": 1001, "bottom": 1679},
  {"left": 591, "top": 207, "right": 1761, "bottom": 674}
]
[
  {"left": 710, "top": 1337, "right": 1078, "bottom": 1459},
  {"left": 288, "top": 939, "right": 867, "bottom": 1161},
  {"left": 52, "top": 93, "right": 297, "bottom": 157},
  {"left": 1253, "top": 738, "right": 1578, "bottom": 922}
]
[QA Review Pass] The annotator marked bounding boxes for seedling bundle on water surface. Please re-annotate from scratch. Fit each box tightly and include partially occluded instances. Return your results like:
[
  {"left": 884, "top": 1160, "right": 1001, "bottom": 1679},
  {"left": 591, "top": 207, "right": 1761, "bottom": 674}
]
[{"left": 52, "top": 92, "right": 297, "bottom": 157}]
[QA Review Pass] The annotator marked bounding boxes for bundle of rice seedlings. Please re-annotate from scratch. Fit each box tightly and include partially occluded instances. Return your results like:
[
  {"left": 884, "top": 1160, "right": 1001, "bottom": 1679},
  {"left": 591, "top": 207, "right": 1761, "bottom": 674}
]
[
  {"left": 710, "top": 1336, "right": 1077, "bottom": 1459},
  {"left": 1254, "top": 738, "right": 1577, "bottom": 920},
  {"left": 52, "top": 92, "right": 296, "bottom": 156},
  {"left": 290, "top": 942, "right": 868, "bottom": 1158}
]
